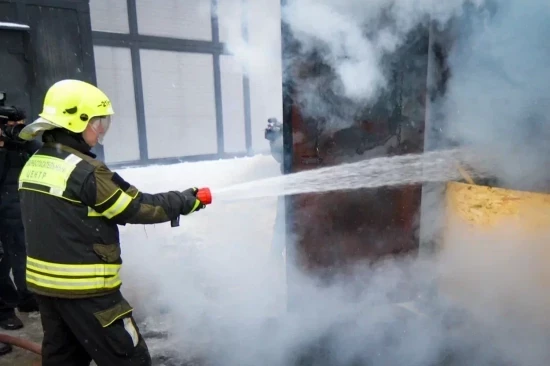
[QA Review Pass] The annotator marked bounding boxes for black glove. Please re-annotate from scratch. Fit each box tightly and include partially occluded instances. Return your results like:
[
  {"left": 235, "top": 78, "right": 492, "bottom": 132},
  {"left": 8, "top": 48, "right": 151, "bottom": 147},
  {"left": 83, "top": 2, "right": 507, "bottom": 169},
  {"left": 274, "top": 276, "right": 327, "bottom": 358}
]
[{"left": 180, "top": 187, "right": 206, "bottom": 215}]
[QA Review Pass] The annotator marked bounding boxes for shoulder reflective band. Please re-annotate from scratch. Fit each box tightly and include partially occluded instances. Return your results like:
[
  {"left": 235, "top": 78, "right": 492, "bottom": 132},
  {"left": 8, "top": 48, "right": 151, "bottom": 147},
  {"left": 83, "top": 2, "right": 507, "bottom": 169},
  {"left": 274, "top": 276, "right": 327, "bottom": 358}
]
[
  {"left": 26, "top": 256, "right": 121, "bottom": 292},
  {"left": 19, "top": 154, "right": 82, "bottom": 201}
]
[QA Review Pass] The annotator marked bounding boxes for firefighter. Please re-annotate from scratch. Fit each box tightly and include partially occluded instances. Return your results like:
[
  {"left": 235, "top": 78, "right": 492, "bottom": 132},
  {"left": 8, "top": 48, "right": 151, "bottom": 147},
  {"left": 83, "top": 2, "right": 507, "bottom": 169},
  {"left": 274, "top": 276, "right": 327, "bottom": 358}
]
[
  {"left": 265, "top": 117, "right": 283, "bottom": 169},
  {"left": 264, "top": 117, "right": 286, "bottom": 260},
  {"left": 17, "top": 79, "right": 207, "bottom": 366}
]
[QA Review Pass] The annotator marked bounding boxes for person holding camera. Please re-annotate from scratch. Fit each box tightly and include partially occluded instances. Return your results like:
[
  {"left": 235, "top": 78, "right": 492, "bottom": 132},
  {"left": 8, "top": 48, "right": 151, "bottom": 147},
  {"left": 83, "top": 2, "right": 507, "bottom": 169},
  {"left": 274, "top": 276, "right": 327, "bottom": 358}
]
[
  {"left": 0, "top": 104, "right": 41, "bottom": 333},
  {"left": 264, "top": 117, "right": 286, "bottom": 261},
  {"left": 265, "top": 117, "right": 284, "bottom": 168}
]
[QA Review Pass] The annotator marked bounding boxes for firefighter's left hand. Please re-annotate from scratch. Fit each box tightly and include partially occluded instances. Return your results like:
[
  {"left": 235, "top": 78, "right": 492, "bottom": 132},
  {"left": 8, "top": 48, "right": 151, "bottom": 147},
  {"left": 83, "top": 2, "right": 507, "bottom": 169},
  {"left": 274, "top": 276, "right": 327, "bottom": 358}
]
[{"left": 181, "top": 187, "right": 206, "bottom": 214}]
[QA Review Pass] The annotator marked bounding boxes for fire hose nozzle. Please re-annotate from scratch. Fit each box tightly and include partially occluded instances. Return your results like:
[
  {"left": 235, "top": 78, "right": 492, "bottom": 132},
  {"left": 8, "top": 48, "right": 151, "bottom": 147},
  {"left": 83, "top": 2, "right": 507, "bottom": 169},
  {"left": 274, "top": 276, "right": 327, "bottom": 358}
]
[
  {"left": 171, "top": 187, "right": 212, "bottom": 227},
  {"left": 196, "top": 187, "right": 212, "bottom": 205}
]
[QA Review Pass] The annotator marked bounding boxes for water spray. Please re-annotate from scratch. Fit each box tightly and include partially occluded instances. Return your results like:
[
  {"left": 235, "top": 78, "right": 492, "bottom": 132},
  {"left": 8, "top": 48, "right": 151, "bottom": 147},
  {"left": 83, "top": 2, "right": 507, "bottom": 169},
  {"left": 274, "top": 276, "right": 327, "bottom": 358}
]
[
  {"left": 166, "top": 149, "right": 484, "bottom": 229},
  {"left": 208, "top": 149, "right": 483, "bottom": 203}
]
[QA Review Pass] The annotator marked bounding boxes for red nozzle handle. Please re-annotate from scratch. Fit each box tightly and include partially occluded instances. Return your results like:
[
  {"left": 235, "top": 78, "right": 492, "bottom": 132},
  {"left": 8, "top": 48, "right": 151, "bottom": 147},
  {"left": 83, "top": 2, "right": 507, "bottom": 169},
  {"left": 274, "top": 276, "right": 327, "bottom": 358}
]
[
  {"left": 196, "top": 187, "right": 212, "bottom": 205},
  {"left": 170, "top": 187, "right": 212, "bottom": 228}
]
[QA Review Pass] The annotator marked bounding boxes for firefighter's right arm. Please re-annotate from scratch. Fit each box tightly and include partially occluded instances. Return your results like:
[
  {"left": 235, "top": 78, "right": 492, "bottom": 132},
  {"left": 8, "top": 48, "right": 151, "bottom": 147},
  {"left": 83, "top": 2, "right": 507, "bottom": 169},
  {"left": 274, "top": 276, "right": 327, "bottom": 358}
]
[{"left": 80, "top": 164, "right": 204, "bottom": 225}]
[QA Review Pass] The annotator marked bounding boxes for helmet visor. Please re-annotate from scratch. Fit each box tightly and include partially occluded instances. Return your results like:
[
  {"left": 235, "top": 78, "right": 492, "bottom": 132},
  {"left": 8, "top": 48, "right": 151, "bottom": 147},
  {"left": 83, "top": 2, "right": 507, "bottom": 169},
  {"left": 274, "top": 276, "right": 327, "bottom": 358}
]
[{"left": 90, "top": 116, "right": 111, "bottom": 145}]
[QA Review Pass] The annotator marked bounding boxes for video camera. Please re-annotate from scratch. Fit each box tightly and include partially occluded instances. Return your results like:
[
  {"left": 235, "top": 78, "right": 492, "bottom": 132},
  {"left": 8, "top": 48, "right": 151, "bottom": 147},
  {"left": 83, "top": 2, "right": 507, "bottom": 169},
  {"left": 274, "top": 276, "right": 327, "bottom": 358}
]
[{"left": 0, "top": 92, "right": 26, "bottom": 143}]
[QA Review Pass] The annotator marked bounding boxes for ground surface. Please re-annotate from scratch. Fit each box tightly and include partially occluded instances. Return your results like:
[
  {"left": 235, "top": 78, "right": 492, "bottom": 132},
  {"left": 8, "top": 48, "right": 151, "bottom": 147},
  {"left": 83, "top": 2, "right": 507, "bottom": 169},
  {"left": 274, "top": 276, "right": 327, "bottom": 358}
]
[{"left": 0, "top": 311, "right": 42, "bottom": 365}]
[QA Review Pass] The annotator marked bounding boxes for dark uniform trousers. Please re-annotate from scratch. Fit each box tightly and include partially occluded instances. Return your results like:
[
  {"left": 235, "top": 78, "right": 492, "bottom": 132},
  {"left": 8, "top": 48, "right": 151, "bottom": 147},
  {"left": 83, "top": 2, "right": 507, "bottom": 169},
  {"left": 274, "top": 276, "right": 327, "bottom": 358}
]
[
  {"left": 37, "top": 290, "right": 152, "bottom": 366},
  {"left": 0, "top": 217, "right": 28, "bottom": 318}
]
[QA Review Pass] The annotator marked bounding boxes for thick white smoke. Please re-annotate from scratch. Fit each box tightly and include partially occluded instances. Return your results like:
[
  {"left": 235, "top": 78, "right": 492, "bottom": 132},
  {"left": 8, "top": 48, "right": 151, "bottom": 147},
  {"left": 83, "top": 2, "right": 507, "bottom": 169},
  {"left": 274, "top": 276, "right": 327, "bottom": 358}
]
[
  {"left": 117, "top": 0, "right": 550, "bottom": 365},
  {"left": 440, "top": 0, "right": 550, "bottom": 191},
  {"left": 281, "top": 0, "right": 483, "bottom": 102}
]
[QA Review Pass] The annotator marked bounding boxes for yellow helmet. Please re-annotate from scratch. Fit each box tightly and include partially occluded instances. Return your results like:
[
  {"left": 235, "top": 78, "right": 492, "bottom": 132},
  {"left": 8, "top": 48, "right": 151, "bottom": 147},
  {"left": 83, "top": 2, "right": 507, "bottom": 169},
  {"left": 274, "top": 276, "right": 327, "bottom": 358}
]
[{"left": 19, "top": 79, "right": 114, "bottom": 141}]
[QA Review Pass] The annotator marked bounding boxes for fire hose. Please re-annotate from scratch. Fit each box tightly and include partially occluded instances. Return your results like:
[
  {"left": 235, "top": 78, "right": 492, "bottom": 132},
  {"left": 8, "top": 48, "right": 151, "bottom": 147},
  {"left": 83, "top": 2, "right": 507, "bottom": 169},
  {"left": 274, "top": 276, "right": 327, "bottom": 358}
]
[{"left": 0, "top": 333, "right": 41, "bottom": 355}]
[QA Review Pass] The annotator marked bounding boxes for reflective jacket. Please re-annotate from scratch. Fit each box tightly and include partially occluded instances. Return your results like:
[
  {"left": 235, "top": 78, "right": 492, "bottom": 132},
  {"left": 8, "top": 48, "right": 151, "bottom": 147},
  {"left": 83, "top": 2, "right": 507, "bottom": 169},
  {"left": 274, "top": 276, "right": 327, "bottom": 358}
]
[{"left": 18, "top": 133, "right": 199, "bottom": 299}]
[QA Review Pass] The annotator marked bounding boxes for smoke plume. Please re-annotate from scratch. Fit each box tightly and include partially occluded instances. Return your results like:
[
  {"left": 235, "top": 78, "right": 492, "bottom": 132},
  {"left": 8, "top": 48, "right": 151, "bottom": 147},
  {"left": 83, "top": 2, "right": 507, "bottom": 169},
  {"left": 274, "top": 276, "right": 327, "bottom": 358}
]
[
  {"left": 439, "top": 0, "right": 550, "bottom": 191},
  {"left": 116, "top": 0, "right": 550, "bottom": 365}
]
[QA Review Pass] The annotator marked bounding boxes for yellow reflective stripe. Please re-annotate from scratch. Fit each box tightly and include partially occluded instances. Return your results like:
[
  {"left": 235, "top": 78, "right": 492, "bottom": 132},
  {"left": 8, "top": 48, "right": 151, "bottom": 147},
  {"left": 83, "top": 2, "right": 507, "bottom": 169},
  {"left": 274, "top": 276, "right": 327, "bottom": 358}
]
[
  {"left": 27, "top": 270, "right": 121, "bottom": 291},
  {"left": 27, "top": 257, "right": 120, "bottom": 277},
  {"left": 102, "top": 191, "right": 132, "bottom": 219},
  {"left": 64, "top": 154, "right": 82, "bottom": 165},
  {"left": 17, "top": 186, "right": 81, "bottom": 203},
  {"left": 87, "top": 207, "right": 103, "bottom": 217},
  {"left": 19, "top": 153, "right": 81, "bottom": 196},
  {"left": 189, "top": 199, "right": 201, "bottom": 214}
]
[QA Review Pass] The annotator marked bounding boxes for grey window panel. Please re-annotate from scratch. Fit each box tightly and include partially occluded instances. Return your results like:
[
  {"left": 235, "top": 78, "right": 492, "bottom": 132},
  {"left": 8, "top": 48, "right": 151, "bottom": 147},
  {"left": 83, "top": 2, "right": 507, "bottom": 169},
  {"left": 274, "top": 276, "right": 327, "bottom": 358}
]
[
  {"left": 136, "top": 0, "right": 212, "bottom": 41},
  {"left": 140, "top": 49, "right": 217, "bottom": 159},
  {"left": 247, "top": 0, "right": 283, "bottom": 153},
  {"left": 249, "top": 78, "right": 282, "bottom": 154},
  {"left": 93, "top": 46, "right": 140, "bottom": 163},
  {"left": 217, "top": 0, "right": 242, "bottom": 44},
  {"left": 220, "top": 55, "right": 246, "bottom": 153},
  {"left": 90, "top": 0, "right": 129, "bottom": 33}
]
